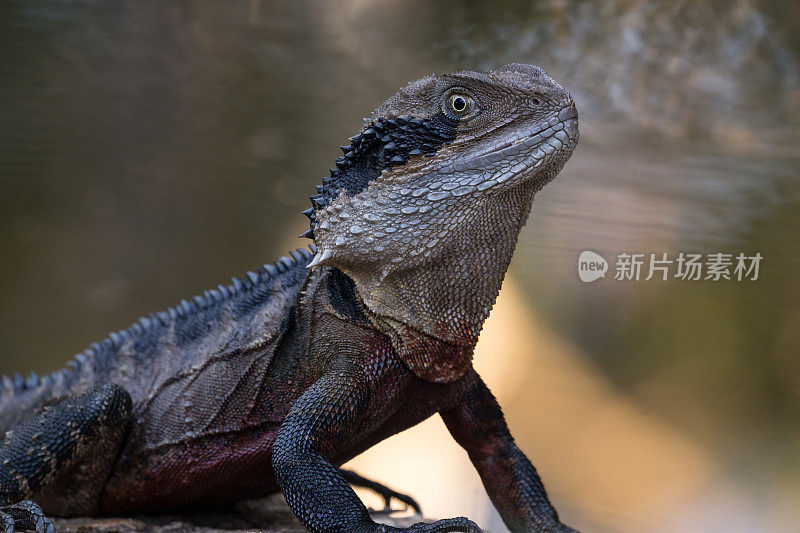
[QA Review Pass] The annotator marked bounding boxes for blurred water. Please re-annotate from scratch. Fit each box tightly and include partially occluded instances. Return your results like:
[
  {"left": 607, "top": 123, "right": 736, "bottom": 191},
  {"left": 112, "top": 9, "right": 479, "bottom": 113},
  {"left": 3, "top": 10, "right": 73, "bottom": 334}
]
[{"left": 1, "top": 1, "right": 799, "bottom": 531}]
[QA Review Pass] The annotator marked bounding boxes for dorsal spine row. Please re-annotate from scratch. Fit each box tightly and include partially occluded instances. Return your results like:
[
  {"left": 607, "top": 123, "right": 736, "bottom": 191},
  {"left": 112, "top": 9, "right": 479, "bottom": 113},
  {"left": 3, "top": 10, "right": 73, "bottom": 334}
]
[{"left": 0, "top": 246, "right": 316, "bottom": 396}]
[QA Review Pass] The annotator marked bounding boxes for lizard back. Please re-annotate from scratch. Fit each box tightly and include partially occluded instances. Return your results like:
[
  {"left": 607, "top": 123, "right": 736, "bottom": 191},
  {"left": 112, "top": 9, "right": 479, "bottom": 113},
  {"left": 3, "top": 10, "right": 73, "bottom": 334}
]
[{"left": 0, "top": 247, "right": 315, "bottom": 443}]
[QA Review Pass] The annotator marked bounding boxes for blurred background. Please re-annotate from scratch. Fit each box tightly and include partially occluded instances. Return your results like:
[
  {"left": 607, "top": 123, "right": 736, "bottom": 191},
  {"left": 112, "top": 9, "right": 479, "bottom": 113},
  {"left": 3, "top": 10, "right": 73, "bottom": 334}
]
[{"left": 1, "top": 1, "right": 799, "bottom": 531}]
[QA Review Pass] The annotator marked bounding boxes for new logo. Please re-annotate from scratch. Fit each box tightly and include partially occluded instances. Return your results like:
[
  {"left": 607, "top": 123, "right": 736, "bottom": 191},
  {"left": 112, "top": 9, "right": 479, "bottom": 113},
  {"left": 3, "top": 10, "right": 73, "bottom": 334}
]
[{"left": 578, "top": 251, "right": 608, "bottom": 282}]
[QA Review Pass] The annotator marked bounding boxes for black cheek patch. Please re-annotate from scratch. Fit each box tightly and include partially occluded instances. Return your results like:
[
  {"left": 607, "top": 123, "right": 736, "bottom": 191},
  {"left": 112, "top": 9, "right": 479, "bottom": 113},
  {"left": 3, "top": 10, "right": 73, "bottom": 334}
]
[{"left": 302, "top": 112, "right": 459, "bottom": 237}]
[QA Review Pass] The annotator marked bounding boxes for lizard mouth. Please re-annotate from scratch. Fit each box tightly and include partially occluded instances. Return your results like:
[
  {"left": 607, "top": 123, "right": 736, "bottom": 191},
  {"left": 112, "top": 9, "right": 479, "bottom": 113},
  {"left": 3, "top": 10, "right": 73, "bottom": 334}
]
[
  {"left": 473, "top": 108, "right": 578, "bottom": 165},
  {"left": 433, "top": 104, "right": 579, "bottom": 191}
]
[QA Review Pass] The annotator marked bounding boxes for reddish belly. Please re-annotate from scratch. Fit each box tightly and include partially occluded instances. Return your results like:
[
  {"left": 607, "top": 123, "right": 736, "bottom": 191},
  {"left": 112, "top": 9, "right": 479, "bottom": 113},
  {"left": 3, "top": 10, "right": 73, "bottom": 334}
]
[{"left": 100, "top": 424, "right": 281, "bottom": 514}]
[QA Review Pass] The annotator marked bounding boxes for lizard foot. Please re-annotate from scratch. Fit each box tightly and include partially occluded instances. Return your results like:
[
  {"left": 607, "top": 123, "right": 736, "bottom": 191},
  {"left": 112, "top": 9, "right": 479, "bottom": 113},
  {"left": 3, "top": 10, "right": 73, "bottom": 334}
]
[
  {"left": 0, "top": 501, "right": 54, "bottom": 533},
  {"left": 528, "top": 520, "right": 579, "bottom": 533},
  {"left": 378, "top": 517, "right": 482, "bottom": 533}
]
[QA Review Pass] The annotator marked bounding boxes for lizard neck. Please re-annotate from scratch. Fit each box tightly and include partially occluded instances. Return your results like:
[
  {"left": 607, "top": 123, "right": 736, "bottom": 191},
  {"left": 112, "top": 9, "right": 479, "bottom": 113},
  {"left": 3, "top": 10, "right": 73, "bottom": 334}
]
[{"left": 348, "top": 181, "right": 537, "bottom": 383}]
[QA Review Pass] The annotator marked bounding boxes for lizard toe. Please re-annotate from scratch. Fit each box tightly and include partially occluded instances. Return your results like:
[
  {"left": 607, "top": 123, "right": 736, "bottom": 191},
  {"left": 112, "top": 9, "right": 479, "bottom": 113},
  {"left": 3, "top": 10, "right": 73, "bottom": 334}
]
[
  {"left": 341, "top": 470, "right": 422, "bottom": 515},
  {"left": 0, "top": 510, "right": 15, "bottom": 533},
  {"left": 407, "top": 517, "right": 483, "bottom": 533},
  {"left": 0, "top": 501, "right": 54, "bottom": 533}
]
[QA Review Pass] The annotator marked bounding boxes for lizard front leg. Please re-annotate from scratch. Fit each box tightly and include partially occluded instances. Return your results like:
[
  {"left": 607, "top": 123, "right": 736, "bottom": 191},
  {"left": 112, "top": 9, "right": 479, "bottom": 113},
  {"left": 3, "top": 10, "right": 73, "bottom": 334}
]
[
  {"left": 272, "top": 362, "right": 481, "bottom": 533},
  {"left": 0, "top": 384, "right": 131, "bottom": 531},
  {"left": 440, "top": 371, "right": 577, "bottom": 533}
]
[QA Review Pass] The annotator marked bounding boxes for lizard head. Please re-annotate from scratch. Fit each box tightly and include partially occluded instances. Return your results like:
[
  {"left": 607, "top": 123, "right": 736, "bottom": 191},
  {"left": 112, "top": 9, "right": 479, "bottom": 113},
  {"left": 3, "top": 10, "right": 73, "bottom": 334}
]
[
  {"left": 302, "top": 64, "right": 578, "bottom": 381},
  {"left": 304, "top": 63, "right": 578, "bottom": 271}
]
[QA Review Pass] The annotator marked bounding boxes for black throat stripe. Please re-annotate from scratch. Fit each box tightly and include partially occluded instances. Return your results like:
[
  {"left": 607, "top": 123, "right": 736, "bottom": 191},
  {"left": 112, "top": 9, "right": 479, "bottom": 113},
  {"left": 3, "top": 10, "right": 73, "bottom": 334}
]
[{"left": 302, "top": 112, "right": 458, "bottom": 237}]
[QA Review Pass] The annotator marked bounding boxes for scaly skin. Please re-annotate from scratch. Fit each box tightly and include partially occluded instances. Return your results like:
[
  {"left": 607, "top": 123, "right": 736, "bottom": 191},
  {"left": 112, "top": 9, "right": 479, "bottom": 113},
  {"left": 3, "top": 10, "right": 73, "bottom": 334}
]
[{"left": 0, "top": 64, "right": 579, "bottom": 532}]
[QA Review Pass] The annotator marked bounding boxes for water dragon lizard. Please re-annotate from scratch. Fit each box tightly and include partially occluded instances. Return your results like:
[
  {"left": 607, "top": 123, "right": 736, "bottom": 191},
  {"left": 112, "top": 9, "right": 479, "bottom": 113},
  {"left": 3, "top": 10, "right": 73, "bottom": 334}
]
[{"left": 0, "top": 63, "right": 579, "bottom": 533}]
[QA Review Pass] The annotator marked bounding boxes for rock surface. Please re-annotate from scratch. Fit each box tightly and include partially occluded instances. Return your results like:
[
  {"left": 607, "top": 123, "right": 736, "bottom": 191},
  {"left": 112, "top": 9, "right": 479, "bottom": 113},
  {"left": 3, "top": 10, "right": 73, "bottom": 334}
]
[{"left": 53, "top": 495, "right": 421, "bottom": 532}]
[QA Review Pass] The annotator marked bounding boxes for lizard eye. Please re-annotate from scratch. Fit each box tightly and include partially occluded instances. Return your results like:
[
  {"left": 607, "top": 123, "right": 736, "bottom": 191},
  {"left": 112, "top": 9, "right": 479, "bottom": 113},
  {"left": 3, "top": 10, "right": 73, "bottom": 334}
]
[{"left": 446, "top": 93, "right": 473, "bottom": 117}]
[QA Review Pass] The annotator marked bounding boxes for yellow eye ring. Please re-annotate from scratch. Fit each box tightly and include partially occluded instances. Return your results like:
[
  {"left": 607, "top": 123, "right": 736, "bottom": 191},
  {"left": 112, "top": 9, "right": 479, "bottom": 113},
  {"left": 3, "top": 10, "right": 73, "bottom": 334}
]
[{"left": 447, "top": 93, "right": 472, "bottom": 116}]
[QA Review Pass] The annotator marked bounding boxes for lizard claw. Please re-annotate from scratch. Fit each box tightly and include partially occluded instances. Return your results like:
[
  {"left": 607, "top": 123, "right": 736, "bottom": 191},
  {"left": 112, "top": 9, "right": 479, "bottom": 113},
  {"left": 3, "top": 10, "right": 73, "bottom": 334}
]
[
  {"left": 341, "top": 469, "right": 422, "bottom": 515},
  {"left": 0, "top": 501, "right": 54, "bottom": 533}
]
